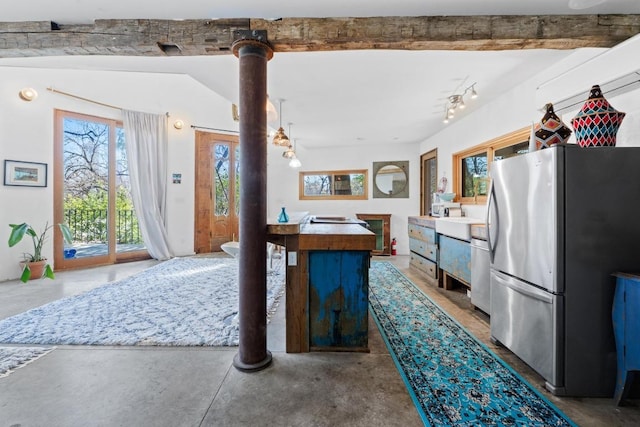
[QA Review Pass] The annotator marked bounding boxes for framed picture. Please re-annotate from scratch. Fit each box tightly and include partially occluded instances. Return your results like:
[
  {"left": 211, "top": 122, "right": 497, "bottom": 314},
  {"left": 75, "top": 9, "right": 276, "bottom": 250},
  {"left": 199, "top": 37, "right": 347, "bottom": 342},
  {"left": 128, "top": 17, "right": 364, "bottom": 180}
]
[{"left": 4, "top": 160, "right": 48, "bottom": 187}]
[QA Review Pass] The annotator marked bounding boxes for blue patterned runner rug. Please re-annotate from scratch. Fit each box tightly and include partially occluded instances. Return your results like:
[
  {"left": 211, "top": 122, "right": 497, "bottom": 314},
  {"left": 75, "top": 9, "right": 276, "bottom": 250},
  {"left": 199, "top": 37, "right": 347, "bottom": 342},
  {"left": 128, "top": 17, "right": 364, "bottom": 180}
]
[{"left": 368, "top": 261, "right": 576, "bottom": 427}]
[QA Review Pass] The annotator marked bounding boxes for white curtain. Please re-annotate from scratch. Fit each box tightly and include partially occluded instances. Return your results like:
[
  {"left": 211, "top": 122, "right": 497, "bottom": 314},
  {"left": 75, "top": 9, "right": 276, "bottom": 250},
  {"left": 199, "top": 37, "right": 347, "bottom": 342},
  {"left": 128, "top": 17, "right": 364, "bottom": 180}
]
[{"left": 122, "top": 109, "right": 173, "bottom": 260}]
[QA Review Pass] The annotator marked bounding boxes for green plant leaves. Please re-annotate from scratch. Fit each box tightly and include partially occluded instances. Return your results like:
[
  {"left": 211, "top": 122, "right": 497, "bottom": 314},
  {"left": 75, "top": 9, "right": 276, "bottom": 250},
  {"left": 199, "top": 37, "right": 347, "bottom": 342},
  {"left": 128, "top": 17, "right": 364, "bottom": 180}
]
[{"left": 8, "top": 223, "right": 31, "bottom": 247}]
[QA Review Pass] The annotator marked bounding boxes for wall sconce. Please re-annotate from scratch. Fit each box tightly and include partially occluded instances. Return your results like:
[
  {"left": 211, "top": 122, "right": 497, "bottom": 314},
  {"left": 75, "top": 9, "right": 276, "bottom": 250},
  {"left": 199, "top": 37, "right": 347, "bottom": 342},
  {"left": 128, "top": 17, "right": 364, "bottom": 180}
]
[
  {"left": 19, "top": 88, "right": 38, "bottom": 102},
  {"left": 173, "top": 120, "right": 184, "bottom": 130}
]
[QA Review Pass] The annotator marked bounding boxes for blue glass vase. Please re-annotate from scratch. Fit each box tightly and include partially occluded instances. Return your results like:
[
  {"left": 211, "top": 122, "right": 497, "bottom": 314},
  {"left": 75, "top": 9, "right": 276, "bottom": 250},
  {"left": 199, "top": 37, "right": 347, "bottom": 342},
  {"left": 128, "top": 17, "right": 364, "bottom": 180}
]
[{"left": 277, "top": 207, "right": 289, "bottom": 223}]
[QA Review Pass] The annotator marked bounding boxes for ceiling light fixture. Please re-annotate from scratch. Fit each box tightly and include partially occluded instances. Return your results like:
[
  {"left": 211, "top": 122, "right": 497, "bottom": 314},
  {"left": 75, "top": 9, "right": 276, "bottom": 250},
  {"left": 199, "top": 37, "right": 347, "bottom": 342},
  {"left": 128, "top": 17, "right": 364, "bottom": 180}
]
[
  {"left": 232, "top": 95, "right": 277, "bottom": 123},
  {"left": 266, "top": 95, "right": 278, "bottom": 123},
  {"left": 19, "top": 87, "right": 38, "bottom": 102},
  {"left": 288, "top": 139, "right": 302, "bottom": 168},
  {"left": 289, "top": 154, "right": 302, "bottom": 169},
  {"left": 282, "top": 123, "right": 296, "bottom": 159},
  {"left": 442, "top": 82, "right": 478, "bottom": 124},
  {"left": 272, "top": 99, "right": 290, "bottom": 147}
]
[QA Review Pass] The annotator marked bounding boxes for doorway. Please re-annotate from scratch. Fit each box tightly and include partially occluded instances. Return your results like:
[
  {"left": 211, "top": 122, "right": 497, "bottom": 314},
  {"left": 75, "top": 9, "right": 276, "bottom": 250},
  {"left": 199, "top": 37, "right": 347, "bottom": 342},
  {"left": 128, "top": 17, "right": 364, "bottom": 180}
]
[
  {"left": 194, "top": 131, "right": 240, "bottom": 253},
  {"left": 53, "top": 110, "right": 148, "bottom": 269},
  {"left": 420, "top": 149, "right": 438, "bottom": 216}
]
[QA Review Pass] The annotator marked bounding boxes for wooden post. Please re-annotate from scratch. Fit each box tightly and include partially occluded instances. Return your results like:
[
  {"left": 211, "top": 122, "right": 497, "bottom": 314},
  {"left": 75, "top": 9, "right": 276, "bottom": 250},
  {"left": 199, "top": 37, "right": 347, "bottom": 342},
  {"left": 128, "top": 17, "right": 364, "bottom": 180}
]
[{"left": 231, "top": 30, "right": 273, "bottom": 372}]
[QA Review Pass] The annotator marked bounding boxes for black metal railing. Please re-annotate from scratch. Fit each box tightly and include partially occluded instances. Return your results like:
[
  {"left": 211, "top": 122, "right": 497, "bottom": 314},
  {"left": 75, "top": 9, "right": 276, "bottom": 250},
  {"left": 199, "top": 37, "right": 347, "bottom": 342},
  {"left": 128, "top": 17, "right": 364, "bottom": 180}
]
[{"left": 64, "top": 209, "right": 143, "bottom": 244}]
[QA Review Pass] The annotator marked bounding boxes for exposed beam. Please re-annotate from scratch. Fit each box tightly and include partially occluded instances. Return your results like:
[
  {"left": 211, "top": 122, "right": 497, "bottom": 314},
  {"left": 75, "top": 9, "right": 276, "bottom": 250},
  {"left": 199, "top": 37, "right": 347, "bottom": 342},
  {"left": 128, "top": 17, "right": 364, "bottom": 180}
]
[
  {"left": 259, "top": 15, "right": 640, "bottom": 51},
  {"left": 0, "top": 15, "right": 639, "bottom": 58}
]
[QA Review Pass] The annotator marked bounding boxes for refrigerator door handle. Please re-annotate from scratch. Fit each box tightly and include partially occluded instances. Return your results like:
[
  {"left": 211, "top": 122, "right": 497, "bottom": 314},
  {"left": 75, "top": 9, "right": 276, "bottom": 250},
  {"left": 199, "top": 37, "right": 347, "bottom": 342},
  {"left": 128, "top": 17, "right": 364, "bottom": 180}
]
[
  {"left": 493, "top": 270, "right": 554, "bottom": 303},
  {"left": 486, "top": 179, "right": 496, "bottom": 264}
]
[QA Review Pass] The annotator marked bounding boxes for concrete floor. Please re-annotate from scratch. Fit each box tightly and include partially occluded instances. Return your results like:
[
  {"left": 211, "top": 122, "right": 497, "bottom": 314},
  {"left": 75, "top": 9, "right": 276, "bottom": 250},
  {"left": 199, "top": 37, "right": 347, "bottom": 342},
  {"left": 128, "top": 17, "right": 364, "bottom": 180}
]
[{"left": 0, "top": 256, "right": 639, "bottom": 426}]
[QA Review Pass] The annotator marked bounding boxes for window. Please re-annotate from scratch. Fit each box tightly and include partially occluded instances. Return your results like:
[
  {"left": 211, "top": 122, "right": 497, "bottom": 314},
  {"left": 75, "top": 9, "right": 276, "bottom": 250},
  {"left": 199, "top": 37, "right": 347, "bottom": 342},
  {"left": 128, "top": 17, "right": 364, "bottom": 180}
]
[
  {"left": 453, "top": 127, "right": 530, "bottom": 204},
  {"left": 299, "top": 170, "right": 368, "bottom": 200}
]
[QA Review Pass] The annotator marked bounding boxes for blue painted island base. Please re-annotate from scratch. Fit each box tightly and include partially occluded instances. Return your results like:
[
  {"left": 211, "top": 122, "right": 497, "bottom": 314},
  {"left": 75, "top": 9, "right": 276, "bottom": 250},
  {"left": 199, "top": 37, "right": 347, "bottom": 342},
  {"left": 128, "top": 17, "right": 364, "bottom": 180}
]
[{"left": 613, "top": 273, "right": 640, "bottom": 406}]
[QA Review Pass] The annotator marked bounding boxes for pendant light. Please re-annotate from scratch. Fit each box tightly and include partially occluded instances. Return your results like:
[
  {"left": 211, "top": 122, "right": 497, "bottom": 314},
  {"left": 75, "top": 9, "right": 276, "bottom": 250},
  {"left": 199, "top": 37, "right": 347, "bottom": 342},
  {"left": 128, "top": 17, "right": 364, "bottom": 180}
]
[
  {"left": 289, "top": 146, "right": 302, "bottom": 168},
  {"left": 289, "top": 157, "right": 302, "bottom": 168},
  {"left": 272, "top": 99, "right": 290, "bottom": 147},
  {"left": 283, "top": 123, "right": 296, "bottom": 159},
  {"left": 288, "top": 138, "right": 302, "bottom": 168},
  {"left": 266, "top": 95, "right": 278, "bottom": 123}
]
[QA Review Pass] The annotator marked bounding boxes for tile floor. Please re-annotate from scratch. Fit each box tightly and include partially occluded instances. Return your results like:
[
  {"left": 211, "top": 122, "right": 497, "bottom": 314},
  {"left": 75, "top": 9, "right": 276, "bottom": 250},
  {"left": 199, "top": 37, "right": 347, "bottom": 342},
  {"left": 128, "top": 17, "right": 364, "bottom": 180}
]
[{"left": 0, "top": 255, "right": 638, "bottom": 426}]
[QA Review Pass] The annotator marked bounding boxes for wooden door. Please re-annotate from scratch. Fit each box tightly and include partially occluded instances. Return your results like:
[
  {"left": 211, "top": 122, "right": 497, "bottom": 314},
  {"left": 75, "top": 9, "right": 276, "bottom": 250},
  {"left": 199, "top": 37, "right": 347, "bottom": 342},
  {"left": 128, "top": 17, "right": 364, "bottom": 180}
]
[{"left": 194, "top": 131, "right": 240, "bottom": 253}]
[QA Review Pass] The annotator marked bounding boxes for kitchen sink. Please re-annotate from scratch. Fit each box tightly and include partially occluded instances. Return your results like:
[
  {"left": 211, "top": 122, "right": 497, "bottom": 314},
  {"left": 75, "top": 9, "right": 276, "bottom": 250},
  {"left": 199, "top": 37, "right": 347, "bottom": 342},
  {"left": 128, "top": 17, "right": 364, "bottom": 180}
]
[{"left": 435, "top": 217, "right": 485, "bottom": 241}]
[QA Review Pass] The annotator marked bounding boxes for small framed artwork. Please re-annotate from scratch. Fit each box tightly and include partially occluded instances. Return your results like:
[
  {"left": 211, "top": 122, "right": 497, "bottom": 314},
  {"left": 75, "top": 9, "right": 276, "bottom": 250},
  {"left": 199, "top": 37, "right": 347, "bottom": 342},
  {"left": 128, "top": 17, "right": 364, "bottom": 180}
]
[{"left": 4, "top": 160, "right": 48, "bottom": 187}]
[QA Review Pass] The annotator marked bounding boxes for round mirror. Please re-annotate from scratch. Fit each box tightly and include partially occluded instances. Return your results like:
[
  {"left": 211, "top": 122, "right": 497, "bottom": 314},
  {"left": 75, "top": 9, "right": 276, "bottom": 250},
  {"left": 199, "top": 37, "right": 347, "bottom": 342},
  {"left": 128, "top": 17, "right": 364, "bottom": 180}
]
[{"left": 375, "top": 164, "right": 407, "bottom": 196}]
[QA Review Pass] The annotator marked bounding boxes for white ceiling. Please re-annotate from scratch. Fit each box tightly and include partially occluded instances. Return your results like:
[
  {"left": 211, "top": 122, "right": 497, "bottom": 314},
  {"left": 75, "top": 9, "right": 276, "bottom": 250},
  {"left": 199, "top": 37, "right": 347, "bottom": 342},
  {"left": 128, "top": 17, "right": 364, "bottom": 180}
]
[{"left": 2, "top": 0, "right": 640, "bottom": 148}]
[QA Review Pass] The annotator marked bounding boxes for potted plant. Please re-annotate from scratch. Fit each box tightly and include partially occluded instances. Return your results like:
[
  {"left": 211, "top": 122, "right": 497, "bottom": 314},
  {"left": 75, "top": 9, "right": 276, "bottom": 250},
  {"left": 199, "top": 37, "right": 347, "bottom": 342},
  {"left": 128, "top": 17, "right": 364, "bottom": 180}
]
[{"left": 8, "top": 222, "right": 73, "bottom": 283}]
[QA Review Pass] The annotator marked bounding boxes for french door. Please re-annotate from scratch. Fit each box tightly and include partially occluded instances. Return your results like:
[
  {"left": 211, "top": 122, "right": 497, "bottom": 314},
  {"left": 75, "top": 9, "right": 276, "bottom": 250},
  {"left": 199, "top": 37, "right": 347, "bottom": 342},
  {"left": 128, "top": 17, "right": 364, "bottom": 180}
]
[
  {"left": 53, "top": 110, "right": 148, "bottom": 269},
  {"left": 194, "top": 131, "right": 240, "bottom": 253}
]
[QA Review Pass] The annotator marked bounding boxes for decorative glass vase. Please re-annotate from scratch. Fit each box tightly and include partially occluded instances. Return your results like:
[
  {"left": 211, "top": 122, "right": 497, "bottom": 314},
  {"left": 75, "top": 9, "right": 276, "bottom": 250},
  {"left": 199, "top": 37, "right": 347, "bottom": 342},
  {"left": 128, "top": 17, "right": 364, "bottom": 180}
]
[
  {"left": 277, "top": 207, "right": 289, "bottom": 223},
  {"left": 571, "top": 85, "right": 626, "bottom": 148},
  {"left": 534, "top": 103, "right": 572, "bottom": 150}
]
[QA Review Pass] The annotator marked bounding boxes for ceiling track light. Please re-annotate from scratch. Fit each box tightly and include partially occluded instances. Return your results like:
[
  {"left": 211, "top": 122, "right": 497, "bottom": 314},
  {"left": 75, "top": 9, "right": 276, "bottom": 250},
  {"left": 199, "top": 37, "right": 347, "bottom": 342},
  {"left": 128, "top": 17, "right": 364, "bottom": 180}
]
[
  {"left": 442, "top": 82, "right": 478, "bottom": 123},
  {"left": 272, "top": 99, "right": 290, "bottom": 147}
]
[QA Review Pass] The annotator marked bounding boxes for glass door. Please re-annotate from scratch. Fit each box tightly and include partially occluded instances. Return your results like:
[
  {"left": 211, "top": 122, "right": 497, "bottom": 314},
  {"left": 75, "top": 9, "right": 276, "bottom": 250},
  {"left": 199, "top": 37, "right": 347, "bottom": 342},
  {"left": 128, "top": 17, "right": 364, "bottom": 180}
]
[
  {"left": 53, "top": 110, "right": 147, "bottom": 269},
  {"left": 194, "top": 131, "right": 240, "bottom": 253},
  {"left": 420, "top": 149, "right": 438, "bottom": 216}
]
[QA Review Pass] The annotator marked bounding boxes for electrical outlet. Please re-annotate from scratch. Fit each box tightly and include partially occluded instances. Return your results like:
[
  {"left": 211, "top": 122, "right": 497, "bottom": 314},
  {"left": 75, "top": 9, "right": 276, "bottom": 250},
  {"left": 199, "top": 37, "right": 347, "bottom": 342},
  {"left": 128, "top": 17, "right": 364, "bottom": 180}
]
[{"left": 288, "top": 251, "right": 297, "bottom": 266}]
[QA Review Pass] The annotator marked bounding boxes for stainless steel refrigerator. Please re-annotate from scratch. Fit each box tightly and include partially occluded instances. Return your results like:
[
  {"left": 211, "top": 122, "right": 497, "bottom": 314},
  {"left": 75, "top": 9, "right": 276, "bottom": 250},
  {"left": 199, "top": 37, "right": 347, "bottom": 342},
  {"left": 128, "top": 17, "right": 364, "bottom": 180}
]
[{"left": 487, "top": 144, "right": 640, "bottom": 397}]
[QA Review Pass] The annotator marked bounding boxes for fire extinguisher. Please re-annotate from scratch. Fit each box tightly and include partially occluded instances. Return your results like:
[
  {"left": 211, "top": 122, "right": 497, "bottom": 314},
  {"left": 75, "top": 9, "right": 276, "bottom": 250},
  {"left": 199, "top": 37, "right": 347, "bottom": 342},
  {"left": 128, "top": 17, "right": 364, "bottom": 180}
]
[{"left": 391, "top": 238, "right": 397, "bottom": 256}]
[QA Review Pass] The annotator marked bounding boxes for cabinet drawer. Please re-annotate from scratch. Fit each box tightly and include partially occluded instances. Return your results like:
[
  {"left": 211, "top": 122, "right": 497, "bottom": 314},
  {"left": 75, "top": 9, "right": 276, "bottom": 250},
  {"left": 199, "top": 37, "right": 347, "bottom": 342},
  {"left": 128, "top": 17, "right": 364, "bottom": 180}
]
[
  {"left": 439, "top": 235, "right": 471, "bottom": 284},
  {"left": 409, "top": 237, "right": 437, "bottom": 262},
  {"left": 410, "top": 252, "right": 438, "bottom": 279},
  {"left": 408, "top": 224, "right": 436, "bottom": 245}
]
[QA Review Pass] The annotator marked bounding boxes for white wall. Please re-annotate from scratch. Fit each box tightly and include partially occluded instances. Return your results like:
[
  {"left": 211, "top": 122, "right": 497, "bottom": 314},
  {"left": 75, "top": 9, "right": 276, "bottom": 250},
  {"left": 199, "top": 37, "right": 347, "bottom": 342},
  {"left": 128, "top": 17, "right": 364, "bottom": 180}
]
[
  {"left": 0, "top": 66, "right": 238, "bottom": 281},
  {"left": 267, "top": 141, "right": 421, "bottom": 256}
]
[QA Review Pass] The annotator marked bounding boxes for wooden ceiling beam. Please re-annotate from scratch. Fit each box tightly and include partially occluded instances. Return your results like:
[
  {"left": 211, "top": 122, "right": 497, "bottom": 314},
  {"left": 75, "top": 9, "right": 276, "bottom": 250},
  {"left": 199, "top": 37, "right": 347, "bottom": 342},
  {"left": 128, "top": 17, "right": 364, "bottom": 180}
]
[{"left": 0, "top": 15, "right": 638, "bottom": 58}]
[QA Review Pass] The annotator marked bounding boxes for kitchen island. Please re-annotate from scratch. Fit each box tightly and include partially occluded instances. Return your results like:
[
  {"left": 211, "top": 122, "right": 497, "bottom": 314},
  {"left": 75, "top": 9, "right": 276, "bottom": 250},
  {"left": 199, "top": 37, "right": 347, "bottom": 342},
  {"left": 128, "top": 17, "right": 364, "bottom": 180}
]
[{"left": 267, "top": 213, "right": 376, "bottom": 353}]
